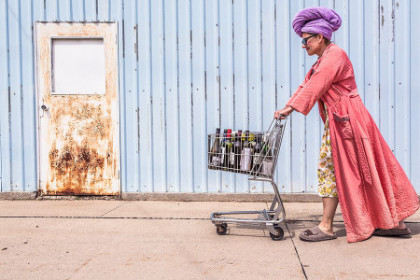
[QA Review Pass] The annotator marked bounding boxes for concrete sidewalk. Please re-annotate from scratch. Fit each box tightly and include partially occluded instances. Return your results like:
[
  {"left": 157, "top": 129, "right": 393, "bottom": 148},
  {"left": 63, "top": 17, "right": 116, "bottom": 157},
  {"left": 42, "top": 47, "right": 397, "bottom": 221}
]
[{"left": 0, "top": 200, "right": 419, "bottom": 280}]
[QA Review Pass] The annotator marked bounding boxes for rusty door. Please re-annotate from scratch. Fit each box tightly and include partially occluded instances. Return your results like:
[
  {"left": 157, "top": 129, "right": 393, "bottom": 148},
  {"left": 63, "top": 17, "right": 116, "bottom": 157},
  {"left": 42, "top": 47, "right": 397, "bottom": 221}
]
[{"left": 36, "top": 23, "right": 120, "bottom": 195}]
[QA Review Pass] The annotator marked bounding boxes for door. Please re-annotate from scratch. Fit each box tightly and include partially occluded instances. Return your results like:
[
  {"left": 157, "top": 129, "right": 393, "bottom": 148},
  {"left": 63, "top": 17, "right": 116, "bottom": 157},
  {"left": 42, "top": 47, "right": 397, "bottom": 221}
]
[{"left": 36, "top": 22, "right": 120, "bottom": 195}]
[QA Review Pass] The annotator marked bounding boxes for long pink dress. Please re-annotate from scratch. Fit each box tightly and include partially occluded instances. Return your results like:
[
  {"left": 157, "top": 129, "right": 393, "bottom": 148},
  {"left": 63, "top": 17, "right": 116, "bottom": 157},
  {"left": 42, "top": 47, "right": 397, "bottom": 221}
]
[{"left": 287, "top": 43, "right": 419, "bottom": 243}]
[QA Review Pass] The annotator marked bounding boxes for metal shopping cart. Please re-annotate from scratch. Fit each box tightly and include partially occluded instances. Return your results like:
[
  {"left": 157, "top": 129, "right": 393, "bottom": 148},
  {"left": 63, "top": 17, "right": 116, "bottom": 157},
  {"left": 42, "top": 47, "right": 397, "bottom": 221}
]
[{"left": 208, "top": 118, "right": 287, "bottom": 240}]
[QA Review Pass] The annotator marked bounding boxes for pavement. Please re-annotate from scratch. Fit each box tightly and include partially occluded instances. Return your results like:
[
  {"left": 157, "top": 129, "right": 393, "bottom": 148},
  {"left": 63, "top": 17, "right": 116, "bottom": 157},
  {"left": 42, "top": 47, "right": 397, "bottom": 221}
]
[{"left": 0, "top": 199, "right": 419, "bottom": 280}]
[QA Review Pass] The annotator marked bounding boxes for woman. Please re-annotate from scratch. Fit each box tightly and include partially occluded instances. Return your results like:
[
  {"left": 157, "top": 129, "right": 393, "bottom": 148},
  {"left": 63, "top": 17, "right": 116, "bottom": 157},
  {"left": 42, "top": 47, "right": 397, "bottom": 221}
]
[{"left": 274, "top": 7, "right": 419, "bottom": 243}]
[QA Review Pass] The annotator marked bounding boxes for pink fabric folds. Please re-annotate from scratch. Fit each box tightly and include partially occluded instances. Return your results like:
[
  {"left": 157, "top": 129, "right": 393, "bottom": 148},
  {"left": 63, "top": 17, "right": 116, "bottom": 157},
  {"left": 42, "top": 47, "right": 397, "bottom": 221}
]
[{"left": 287, "top": 44, "right": 419, "bottom": 242}]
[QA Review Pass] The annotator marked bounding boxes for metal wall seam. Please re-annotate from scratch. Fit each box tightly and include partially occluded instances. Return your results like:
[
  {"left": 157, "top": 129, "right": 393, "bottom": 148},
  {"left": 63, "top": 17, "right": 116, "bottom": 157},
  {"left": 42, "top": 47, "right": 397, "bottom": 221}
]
[
  {"left": 150, "top": 0, "right": 166, "bottom": 192},
  {"left": 219, "top": 0, "right": 235, "bottom": 193},
  {"left": 97, "top": 0, "right": 110, "bottom": 21},
  {"left": 71, "top": 0, "right": 85, "bottom": 21},
  {"left": 394, "top": 0, "right": 410, "bottom": 178},
  {"left": 260, "top": 0, "right": 275, "bottom": 193},
  {"left": 275, "top": 0, "right": 292, "bottom": 194},
  {"left": 0, "top": 0, "right": 10, "bottom": 192},
  {"left": 164, "top": 0, "right": 180, "bottom": 193},
  {"left": 9, "top": 0, "right": 24, "bottom": 191},
  {"left": 84, "top": 0, "right": 97, "bottom": 21},
  {"left": 123, "top": 0, "right": 139, "bottom": 193},
  {"left": 230, "top": 0, "right": 247, "bottom": 194},
  {"left": 246, "top": 0, "right": 262, "bottom": 193},
  {"left": 363, "top": 0, "right": 380, "bottom": 125},
  {"left": 138, "top": 0, "right": 153, "bottom": 192},
  {"left": 177, "top": 0, "right": 193, "bottom": 193},
  {"left": 289, "top": 0, "right": 306, "bottom": 193},
  {"left": 44, "top": 0, "right": 57, "bottom": 21},
  {"left": 205, "top": 0, "right": 221, "bottom": 193},
  {"left": 379, "top": 0, "right": 395, "bottom": 151},
  {"left": 349, "top": 0, "right": 365, "bottom": 102},
  {"left": 303, "top": 0, "right": 322, "bottom": 194},
  {"left": 22, "top": 0, "right": 37, "bottom": 192},
  {"left": 410, "top": 0, "right": 420, "bottom": 190},
  {"left": 191, "top": 0, "right": 207, "bottom": 193}
]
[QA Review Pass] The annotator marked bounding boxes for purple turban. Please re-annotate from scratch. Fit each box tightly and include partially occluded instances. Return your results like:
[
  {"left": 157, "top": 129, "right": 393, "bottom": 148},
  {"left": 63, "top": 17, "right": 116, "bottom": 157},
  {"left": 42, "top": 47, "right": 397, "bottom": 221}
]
[{"left": 292, "top": 7, "right": 342, "bottom": 40}]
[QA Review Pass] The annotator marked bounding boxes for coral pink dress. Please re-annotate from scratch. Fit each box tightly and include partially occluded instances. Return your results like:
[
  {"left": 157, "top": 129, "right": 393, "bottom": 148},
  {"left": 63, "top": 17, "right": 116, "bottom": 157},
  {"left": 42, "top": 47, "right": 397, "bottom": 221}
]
[{"left": 287, "top": 44, "right": 419, "bottom": 243}]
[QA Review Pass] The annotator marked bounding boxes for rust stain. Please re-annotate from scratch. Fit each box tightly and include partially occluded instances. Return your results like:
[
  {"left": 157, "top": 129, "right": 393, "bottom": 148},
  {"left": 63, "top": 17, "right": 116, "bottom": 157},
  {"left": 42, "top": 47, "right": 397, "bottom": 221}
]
[{"left": 46, "top": 97, "right": 115, "bottom": 195}]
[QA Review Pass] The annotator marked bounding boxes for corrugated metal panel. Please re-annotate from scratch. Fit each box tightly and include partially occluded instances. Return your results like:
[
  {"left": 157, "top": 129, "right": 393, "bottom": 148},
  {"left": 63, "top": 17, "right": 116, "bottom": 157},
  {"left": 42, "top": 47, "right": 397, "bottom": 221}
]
[{"left": 0, "top": 0, "right": 419, "bottom": 194}]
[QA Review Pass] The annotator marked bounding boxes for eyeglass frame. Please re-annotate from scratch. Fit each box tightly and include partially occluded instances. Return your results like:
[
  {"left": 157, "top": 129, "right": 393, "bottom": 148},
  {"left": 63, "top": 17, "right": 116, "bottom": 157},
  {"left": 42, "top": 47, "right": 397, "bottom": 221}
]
[{"left": 301, "top": 34, "right": 317, "bottom": 45}]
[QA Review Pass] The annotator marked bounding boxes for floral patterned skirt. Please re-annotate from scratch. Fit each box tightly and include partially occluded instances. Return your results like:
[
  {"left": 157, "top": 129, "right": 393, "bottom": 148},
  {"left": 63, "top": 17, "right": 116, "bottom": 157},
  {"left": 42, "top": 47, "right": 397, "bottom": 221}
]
[{"left": 318, "top": 107, "right": 337, "bottom": 198}]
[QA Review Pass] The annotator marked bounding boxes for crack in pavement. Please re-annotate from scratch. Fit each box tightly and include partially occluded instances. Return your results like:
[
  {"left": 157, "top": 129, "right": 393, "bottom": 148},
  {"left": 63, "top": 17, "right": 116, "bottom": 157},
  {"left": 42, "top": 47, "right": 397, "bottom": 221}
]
[
  {"left": 285, "top": 222, "right": 308, "bottom": 280},
  {"left": 99, "top": 203, "right": 126, "bottom": 217}
]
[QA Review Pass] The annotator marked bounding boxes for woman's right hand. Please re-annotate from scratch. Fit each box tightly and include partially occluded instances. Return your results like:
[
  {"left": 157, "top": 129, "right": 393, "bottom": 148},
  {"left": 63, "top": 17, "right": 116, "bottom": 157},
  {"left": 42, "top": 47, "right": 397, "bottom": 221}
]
[{"left": 274, "top": 106, "right": 294, "bottom": 119}]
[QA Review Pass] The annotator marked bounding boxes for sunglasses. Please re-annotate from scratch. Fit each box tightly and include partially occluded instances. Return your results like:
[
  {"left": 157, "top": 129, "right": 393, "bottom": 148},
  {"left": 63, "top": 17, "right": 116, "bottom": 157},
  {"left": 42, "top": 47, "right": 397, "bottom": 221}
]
[{"left": 301, "top": 34, "right": 317, "bottom": 45}]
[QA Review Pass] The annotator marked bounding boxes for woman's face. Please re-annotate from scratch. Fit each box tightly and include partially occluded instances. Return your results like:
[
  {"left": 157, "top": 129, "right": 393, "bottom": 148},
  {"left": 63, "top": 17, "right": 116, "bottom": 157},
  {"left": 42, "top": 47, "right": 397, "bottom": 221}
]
[{"left": 301, "top": 32, "right": 323, "bottom": 56}]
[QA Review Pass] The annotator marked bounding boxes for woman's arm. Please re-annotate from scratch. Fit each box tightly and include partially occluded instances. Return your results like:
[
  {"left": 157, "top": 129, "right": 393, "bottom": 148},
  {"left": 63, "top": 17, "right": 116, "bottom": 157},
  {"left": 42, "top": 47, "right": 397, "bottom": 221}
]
[{"left": 285, "top": 47, "right": 346, "bottom": 116}]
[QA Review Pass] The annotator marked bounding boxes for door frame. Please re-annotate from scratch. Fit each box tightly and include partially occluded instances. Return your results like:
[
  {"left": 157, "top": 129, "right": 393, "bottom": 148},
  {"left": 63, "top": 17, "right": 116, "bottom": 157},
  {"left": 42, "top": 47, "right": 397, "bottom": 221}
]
[{"left": 34, "top": 22, "right": 120, "bottom": 195}]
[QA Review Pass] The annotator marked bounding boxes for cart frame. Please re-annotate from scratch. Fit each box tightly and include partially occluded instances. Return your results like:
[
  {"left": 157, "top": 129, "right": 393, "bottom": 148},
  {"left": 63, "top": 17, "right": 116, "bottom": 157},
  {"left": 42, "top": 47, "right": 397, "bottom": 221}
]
[{"left": 208, "top": 118, "right": 287, "bottom": 240}]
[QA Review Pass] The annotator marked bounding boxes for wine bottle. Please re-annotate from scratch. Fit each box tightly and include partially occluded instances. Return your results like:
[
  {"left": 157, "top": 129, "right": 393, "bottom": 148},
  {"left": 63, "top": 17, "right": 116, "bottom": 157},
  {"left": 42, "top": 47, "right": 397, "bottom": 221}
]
[
  {"left": 220, "top": 129, "right": 227, "bottom": 167},
  {"left": 252, "top": 134, "right": 263, "bottom": 175},
  {"left": 260, "top": 133, "right": 274, "bottom": 176},
  {"left": 229, "top": 131, "right": 235, "bottom": 170},
  {"left": 209, "top": 128, "right": 222, "bottom": 169},
  {"left": 234, "top": 131, "right": 242, "bottom": 171},
  {"left": 240, "top": 130, "right": 252, "bottom": 172},
  {"left": 224, "top": 129, "right": 232, "bottom": 169}
]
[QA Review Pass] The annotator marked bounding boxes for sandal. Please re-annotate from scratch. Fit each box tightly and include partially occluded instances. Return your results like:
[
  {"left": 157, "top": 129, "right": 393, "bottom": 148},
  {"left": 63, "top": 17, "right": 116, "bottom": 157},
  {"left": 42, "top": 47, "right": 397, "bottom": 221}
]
[
  {"left": 299, "top": 226, "right": 337, "bottom": 242},
  {"left": 373, "top": 227, "right": 411, "bottom": 238}
]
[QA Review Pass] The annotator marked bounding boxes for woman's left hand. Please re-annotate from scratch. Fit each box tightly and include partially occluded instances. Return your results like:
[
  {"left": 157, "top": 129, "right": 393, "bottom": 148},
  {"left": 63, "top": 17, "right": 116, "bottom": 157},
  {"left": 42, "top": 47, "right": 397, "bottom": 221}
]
[{"left": 274, "top": 106, "right": 294, "bottom": 119}]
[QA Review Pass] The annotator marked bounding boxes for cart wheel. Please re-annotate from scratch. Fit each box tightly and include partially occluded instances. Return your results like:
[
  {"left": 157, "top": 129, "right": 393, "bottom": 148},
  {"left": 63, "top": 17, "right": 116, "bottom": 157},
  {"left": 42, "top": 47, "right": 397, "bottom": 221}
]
[
  {"left": 269, "top": 225, "right": 284, "bottom": 241},
  {"left": 216, "top": 223, "right": 228, "bottom": 235}
]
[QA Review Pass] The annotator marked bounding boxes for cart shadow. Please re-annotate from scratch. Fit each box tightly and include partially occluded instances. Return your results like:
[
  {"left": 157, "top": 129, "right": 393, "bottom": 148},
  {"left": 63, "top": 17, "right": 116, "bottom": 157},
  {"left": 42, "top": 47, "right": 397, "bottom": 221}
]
[{"left": 226, "top": 225, "right": 292, "bottom": 241}]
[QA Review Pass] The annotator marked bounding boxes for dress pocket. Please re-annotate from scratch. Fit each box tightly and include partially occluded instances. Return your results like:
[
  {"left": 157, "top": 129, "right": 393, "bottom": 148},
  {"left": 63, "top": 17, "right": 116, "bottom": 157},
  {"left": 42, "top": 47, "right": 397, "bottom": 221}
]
[{"left": 332, "top": 112, "right": 354, "bottom": 139}]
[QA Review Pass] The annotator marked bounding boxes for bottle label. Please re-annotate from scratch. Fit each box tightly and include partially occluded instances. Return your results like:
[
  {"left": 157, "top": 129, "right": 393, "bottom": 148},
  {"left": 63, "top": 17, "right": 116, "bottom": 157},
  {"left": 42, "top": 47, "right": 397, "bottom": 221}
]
[
  {"left": 229, "top": 152, "right": 235, "bottom": 165},
  {"left": 262, "top": 159, "right": 273, "bottom": 175},
  {"left": 240, "top": 148, "right": 251, "bottom": 171},
  {"left": 220, "top": 147, "right": 226, "bottom": 165},
  {"left": 253, "top": 152, "right": 263, "bottom": 166},
  {"left": 211, "top": 156, "right": 221, "bottom": 166}
]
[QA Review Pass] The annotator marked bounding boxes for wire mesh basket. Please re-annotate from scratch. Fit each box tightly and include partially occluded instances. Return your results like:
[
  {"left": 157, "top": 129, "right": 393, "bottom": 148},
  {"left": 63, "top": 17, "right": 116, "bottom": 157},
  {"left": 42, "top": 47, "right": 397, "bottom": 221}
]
[{"left": 207, "top": 119, "right": 285, "bottom": 179}]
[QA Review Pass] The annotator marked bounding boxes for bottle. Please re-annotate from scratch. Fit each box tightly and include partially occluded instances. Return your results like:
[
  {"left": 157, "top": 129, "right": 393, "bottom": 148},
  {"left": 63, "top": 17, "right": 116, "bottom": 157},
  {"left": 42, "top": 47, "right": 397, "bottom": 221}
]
[
  {"left": 224, "top": 129, "right": 233, "bottom": 169},
  {"left": 243, "top": 130, "right": 249, "bottom": 145},
  {"left": 229, "top": 131, "right": 236, "bottom": 170},
  {"left": 240, "top": 130, "right": 252, "bottom": 173},
  {"left": 262, "top": 133, "right": 270, "bottom": 156},
  {"left": 234, "top": 131, "right": 242, "bottom": 171},
  {"left": 249, "top": 133, "right": 256, "bottom": 148},
  {"left": 220, "top": 129, "right": 228, "bottom": 167},
  {"left": 209, "top": 128, "right": 222, "bottom": 169},
  {"left": 260, "top": 133, "right": 273, "bottom": 176},
  {"left": 252, "top": 134, "right": 263, "bottom": 175}
]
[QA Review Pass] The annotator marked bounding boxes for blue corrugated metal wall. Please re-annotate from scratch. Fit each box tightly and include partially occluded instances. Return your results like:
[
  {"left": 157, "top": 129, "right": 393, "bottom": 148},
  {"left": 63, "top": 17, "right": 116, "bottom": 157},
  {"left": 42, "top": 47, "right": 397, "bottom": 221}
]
[{"left": 0, "top": 0, "right": 419, "bottom": 194}]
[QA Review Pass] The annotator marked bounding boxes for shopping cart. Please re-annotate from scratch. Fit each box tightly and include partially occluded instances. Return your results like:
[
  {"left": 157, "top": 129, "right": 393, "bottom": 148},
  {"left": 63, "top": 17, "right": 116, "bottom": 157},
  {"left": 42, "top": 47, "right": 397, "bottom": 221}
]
[{"left": 208, "top": 118, "right": 287, "bottom": 240}]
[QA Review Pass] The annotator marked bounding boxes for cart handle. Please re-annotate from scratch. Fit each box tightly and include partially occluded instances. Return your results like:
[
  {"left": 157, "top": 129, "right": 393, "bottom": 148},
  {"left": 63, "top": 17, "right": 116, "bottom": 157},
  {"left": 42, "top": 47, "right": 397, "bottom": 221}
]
[{"left": 266, "top": 116, "right": 287, "bottom": 133}]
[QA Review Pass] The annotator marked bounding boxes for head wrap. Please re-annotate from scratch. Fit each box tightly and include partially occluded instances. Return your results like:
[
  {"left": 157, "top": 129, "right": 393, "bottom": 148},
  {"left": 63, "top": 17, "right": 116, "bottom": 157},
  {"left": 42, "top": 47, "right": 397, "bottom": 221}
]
[{"left": 292, "top": 7, "right": 342, "bottom": 40}]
